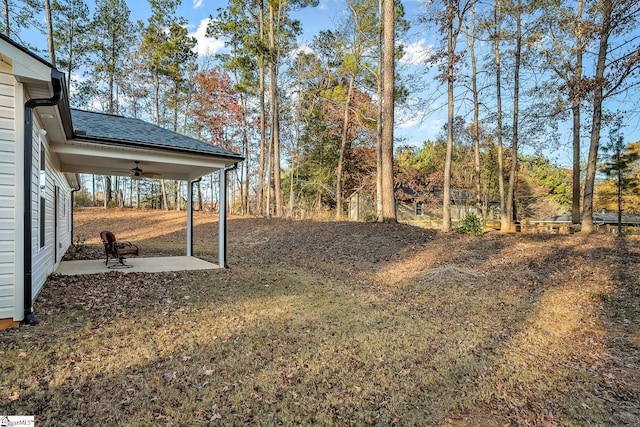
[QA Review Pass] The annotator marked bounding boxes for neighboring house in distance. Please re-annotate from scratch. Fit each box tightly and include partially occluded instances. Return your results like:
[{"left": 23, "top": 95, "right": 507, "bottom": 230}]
[
  {"left": 593, "top": 211, "right": 640, "bottom": 230},
  {"left": 525, "top": 211, "right": 640, "bottom": 234},
  {"left": 347, "top": 190, "right": 376, "bottom": 222},
  {"left": 347, "top": 187, "right": 478, "bottom": 223},
  {"left": 0, "top": 35, "right": 243, "bottom": 329},
  {"left": 524, "top": 213, "right": 573, "bottom": 234}
]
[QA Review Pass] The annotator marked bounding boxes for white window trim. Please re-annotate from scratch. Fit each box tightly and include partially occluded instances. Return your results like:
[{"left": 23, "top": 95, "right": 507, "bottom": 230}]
[{"left": 38, "top": 134, "right": 46, "bottom": 251}]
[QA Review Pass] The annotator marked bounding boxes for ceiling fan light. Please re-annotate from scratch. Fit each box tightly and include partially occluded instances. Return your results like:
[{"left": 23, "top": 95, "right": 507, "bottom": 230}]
[{"left": 131, "top": 160, "right": 143, "bottom": 179}]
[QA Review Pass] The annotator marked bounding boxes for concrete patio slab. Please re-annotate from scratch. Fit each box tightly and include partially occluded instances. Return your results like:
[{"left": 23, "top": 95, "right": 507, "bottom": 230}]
[{"left": 55, "top": 256, "right": 220, "bottom": 275}]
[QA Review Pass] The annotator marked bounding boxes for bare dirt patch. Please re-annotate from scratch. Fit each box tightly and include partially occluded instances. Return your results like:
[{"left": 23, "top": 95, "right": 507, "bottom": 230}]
[{"left": 1, "top": 208, "right": 639, "bottom": 426}]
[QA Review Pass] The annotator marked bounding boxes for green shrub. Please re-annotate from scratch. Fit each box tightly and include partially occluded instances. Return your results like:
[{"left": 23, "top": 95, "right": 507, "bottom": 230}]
[
  {"left": 364, "top": 212, "right": 378, "bottom": 222},
  {"left": 455, "top": 212, "right": 484, "bottom": 236}
]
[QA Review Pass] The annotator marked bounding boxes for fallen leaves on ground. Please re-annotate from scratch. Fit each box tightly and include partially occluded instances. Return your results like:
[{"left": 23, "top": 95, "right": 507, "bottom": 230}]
[{"left": 1, "top": 208, "right": 638, "bottom": 426}]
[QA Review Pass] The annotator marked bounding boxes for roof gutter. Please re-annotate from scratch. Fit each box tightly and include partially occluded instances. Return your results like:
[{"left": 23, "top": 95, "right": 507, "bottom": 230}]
[{"left": 23, "top": 69, "right": 65, "bottom": 325}]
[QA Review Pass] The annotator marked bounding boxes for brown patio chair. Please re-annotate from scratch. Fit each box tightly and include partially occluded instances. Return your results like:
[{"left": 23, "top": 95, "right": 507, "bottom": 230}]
[{"left": 100, "top": 230, "right": 139, "bottom": 268}]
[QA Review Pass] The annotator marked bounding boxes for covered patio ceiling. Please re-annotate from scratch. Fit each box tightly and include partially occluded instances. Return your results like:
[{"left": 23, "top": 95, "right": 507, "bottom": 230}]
[{"left": 51, "top": 139, "right": 230, "bottom": 181}]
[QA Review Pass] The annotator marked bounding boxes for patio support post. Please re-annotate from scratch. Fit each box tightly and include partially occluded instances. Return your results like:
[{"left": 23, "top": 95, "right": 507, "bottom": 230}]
[
  {"left": 218, "top": 168, "right": 228, "bottom": 268},
  {"left": 187, "top": 180, "right": 193, "bottom": 257}
]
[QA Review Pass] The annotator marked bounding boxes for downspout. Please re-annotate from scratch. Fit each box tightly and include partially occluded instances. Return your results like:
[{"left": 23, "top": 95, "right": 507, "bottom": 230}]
[{"left": 23, "top": 70, "right": 64, "bottom": 325}]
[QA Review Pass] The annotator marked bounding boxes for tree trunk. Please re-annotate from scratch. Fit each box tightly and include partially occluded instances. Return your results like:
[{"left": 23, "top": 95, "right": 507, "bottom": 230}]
[
  {"left": 376, "top": 0, "right": 384, "bottom": 221},
  {"left": 290, "top": 75, "right": 304, "bottom": 218},
  {"left": 257, "top": 63, "right": 266, "bottom": 215},
  {"left": 197, "top": 181, "right": 203, "bottom": 211},
  {"left": 494, "top": 0, "right": 508, "bottom": 232},
  {"left": 66, "top": 14, "right": 74, "bottom": 91},
  {"left": 114, "top": 177, "right": 120, "bottom": 206},
  {"left": 175, "top": 180, "right": 181, "bottom": 211},
  {"left": 3, "top": 0, "right": 9, "bottom": 37},
  {"left": 266, "top": 135, "right": 273, "bottom": 218},
  {"left": 104, "top": 176, "right": 112, "bottom": 208},
  {"left": 468, "top": 2, "right": 482, "bottom": 217},
  {"left": 571, "top": 90, "right": 582, "bottom": 225},
  {"left": 240, "top": 94, "right": 250, "bottom": 215},
  {"left": 210, "top": 174, "right": 214, "bottom": 209},
  {"left": 256, "top": 0, "right": 266, "bottom": 216},
  {"left": 268, "top": 2, "right": 283, "bottom": 217},
  {"left": 45, "top": 0, "right": 56, "bottom": 65},
  {"left": 154, "top": 72, "right": 160, "bottom": 126},
  {"left": 161, "top": 179, "right": 169, "bottom": 211},
  {"left": 172, "top": 80, "right": 179, "bottom": 133},
  {"left": 108, "top": 33, "right": 117, "bottom": 114},
  {"left": 381, "top": 0, "right": 396, "bottom": 222},
  {"left": 617, "top": 144, "right": 622, "bottom": 231},
  {"left": 336, "top": 74, "right": 355, "bottom": 220},
  {"left": 506, "top": 0, "right": 521, "bottom": 227},
  {"left": 289, "top": 165, "right": 295, "bottom": 217},
  {"left": 442, "top": 0, "right": 455, "bottom": 232},
  {"left": 182, "top": 76, "right": 192, "bottom": 133},
  {"left": 571, "top": 0, "right": 584, "bottom": 226},
  {"left": 242, "top": 130, "right": 249, "bottom": 215},
  {"left": 582, "top": 0, "right": 612, "bottom": 234}
]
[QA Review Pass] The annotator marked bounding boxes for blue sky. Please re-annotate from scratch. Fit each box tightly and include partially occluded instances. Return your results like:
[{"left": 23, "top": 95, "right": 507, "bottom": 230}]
[
  {"left": 20, "top": 0, "right": 439, "bottom": 146},
  {"left": 128, "top": 0, "right": 442, "bottom": 149},
  {"left": 21, "top": 0, "right": 640, "bottom": 168}
]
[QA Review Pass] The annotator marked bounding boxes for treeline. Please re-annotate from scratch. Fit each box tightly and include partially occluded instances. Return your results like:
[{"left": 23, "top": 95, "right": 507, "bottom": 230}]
[{"left": 3, "top": 0, "right": 639, "bottom": 232}]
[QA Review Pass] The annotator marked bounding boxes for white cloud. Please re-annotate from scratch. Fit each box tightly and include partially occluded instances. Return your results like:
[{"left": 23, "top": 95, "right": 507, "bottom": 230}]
[
  {"left": 400, "top": 39, "right": 434, "bottom": 66},
  {"left": 290, "top": 45, "right": 314, "bottom": 58},
  {"left": 190, "top": 18, "right": 225, "bottom": 57},
  {"left": 398, "top": 115, "right": 420, "bottom": 129},
  {"left": 429, "top": 118, "right": 443, "bottom": 132},
  {"left": 193, "top": 0, "right": 204, "bottom": 8}
]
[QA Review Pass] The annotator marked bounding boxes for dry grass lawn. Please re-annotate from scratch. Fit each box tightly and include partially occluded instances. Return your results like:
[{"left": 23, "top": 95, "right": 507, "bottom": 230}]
[{"left": 1, "top": 208, "right": 639, "bottom": 426}]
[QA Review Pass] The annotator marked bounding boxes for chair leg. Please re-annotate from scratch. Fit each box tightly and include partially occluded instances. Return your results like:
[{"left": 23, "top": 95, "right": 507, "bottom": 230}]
[{"left": 107, "top": 256, "right": 133, "bottom": 269}]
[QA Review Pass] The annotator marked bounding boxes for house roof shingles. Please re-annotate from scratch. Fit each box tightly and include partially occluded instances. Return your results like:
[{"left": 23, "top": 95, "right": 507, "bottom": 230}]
[
  {"left": 594, "top": 212, "right": 640, "bottom": 225},
  {"left": 71, "top": 109, "right": 242, "bottom": 160}
]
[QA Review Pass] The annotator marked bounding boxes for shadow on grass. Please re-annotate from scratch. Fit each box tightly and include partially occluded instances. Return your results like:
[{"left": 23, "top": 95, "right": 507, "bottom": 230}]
[
  {"left": 2, "top": 213, "right": 637, "bottom": 426},
  {"left": 369, "top": 232, "right": 633, "bottom": 425}
]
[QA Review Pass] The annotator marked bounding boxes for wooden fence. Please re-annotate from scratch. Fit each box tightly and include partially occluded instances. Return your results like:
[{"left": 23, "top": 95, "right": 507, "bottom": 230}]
[{"left": 400, "top": 219, "right": 640, "bottom": 235}]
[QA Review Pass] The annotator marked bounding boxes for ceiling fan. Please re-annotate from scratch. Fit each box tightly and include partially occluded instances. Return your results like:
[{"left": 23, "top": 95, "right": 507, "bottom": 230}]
[{"left": 130, "top": 161, "right": 160, "bottom": 179}]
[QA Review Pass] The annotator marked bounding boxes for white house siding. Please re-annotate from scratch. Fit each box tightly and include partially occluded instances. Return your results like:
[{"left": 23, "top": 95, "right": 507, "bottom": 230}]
[
  {"left": 57, "top": 185, "right": 71, "bottom": 258},
  {"left": 30, "top": 118, "right": 71, "bottom": 299},
  {"left": 0, "top": 66, "right": 15, "bottom": 320},
  {"left": 51, "top": 156, "right": 71, "bottom": 262}
]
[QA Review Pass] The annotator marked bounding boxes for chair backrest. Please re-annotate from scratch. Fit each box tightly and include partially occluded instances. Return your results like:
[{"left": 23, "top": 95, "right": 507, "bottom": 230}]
[{"left": 100, "top": 230, "right": 117, "bottom": 253}]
